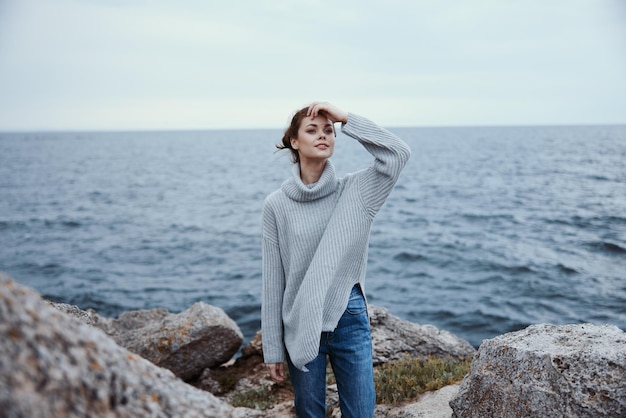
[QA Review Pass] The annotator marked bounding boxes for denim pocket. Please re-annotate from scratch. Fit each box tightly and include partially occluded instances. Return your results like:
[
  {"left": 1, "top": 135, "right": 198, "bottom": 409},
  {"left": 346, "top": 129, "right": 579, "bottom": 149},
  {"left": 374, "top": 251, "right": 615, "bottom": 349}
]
[{"left": 346, "top": 287, "right": 367, "bottom": 315}]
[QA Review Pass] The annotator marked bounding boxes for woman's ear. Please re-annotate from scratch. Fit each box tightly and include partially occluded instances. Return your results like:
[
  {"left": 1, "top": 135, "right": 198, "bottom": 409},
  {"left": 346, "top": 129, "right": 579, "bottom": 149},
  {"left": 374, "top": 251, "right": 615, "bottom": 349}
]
[{"left": 290, "top": 137, "right": 298, "bottom": 150}]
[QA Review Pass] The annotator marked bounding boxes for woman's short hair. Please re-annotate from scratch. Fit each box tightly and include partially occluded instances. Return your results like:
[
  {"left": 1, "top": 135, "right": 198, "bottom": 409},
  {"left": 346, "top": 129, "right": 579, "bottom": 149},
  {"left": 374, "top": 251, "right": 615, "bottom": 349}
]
[{"left": 276, "top": 106, "right": 308, "bottom": 164}]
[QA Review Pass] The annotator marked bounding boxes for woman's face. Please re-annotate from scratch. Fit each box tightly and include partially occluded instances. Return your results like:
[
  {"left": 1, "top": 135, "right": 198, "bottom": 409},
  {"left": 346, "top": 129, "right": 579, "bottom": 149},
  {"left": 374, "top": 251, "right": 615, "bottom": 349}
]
[{"left": 291, "top": 114, "right": 335, "bottom": 164}]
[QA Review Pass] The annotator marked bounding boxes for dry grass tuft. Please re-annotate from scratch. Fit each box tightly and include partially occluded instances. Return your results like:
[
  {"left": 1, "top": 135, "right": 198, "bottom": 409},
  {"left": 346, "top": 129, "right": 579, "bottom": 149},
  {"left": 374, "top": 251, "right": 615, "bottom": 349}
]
[{"left": 374, "top": 356, "right": 471, "bottom": 404}]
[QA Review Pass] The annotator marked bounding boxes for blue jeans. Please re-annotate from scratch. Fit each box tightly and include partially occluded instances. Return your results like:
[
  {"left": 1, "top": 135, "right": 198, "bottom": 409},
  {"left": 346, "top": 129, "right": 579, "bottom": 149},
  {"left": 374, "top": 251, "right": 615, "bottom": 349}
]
[{"left": 287, "top": 285, "right": 375, "bottom": 418}]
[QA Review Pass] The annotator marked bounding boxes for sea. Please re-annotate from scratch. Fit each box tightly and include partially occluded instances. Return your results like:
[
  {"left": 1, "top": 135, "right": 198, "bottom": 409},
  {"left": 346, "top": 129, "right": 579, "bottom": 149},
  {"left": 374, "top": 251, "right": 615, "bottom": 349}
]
[{"left": 1, "top": 124, "right": 625, "bottom": 349}]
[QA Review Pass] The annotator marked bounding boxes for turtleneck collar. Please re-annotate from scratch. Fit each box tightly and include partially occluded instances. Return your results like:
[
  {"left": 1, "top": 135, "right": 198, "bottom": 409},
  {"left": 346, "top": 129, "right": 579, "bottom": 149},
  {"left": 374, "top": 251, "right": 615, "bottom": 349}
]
[{"left": 281, "top": 160, "right": 339, "bottom": 202}]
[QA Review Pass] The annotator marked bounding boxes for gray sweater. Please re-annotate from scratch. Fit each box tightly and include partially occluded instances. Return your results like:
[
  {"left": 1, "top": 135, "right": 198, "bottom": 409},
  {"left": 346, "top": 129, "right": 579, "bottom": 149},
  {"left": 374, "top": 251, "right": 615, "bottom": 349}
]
[{"left": 261, "top": 113, "right": 411, "bottom": 370}]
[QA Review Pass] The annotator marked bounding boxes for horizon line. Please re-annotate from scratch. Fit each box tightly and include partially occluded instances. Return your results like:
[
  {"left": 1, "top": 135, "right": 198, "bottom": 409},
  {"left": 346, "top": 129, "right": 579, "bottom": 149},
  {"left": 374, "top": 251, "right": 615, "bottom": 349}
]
[{"left": 1, "top": 121, "right": 626, "bottom": 135}]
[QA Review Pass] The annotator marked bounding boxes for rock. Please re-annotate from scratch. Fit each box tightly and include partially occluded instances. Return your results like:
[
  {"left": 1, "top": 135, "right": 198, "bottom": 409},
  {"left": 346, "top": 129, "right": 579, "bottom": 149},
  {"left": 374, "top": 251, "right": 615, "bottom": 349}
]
[
  {"left": 0, "top": 274, "right": 245, "bottom": 418},
  {"left": 241, "top": 329, "right": 264, "bottom": 358},
  {"left": 250, "top": 400, "right": 295, "bottom": 418},
  {"left": 48, "top": 301, "right": 101, "bottom": 326},
  {"left": 49, "top": 297, "right": 245, "bottom": 382},
  {"left": 196, "top": 331, "right": 270, "bottom": 395},
  {"left": 450, "top": 323, "right": 626, "bottom": 417},
  {"left": 375, "top": 384, "right": 460, "bottom": 418},
  {"left": 197, "top": 367, "right": 228, "bottom": 395},
  {"left": 368, "top": 305, "right": 476, "bottom": 364},
  {"left": 95, "top": 301, "right": 243, "bottom": 381}
]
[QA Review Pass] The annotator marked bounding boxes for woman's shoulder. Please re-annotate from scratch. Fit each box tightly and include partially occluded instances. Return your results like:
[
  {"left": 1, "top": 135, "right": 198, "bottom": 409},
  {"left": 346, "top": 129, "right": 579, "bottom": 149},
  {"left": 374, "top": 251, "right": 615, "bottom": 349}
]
[
  {"left": 264, "top": 188, "right": 283, "bottom": 204},
  {"left": 264, "top": 186, "right": 292, "bottom": 210}
]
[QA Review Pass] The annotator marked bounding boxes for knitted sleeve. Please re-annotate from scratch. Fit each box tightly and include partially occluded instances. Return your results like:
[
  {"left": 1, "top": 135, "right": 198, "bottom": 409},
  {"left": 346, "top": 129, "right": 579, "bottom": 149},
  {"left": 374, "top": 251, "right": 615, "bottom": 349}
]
[
  {"left": 261, "top": 198, "right": 286, "bottom": 363},
  {"left": 341, "top": 113, "right": 411, "bottom": 217}
]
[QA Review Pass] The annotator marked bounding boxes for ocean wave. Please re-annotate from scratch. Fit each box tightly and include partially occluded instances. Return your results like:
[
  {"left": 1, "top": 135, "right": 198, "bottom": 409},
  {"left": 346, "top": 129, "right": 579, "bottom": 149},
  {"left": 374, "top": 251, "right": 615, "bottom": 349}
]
[
  {"left": 460, "top": 213, "right": 520, "bottom": 224},
  {"left": 545, "top": 214, "right": 626, "bottom": 228},
  {"left": 15, "top": 261, "right": 66, "bottom": 277},
  {"left": 585, "top": 241, "right": 626, "bottom": 255},
  {"left": 392, "top": 251, "right": 426, "bottom": 262},
  {"left": 556, "top": 263, "right": 579, "bottom": 275},
  {"left": 0, "top": 219, "right": 30, "bottom": 231},
  {"left": 0, "top": 217, "right": 90, "bottom": 231},
  {"left": 464, "top": 259, "right": 535, "bottom": 276},
  {"left": 585, "top": 174, "right": 613, "bottom": 181},
  {"left": 56, "top": 220, "right": 82, "bottom": 228}
]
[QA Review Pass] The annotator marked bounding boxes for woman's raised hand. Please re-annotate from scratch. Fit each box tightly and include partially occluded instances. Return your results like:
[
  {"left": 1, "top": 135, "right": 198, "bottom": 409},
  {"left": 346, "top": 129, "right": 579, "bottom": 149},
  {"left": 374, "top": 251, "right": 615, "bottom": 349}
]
[{"left": 307, "top": 102, "right": 349, "bottom": 124}]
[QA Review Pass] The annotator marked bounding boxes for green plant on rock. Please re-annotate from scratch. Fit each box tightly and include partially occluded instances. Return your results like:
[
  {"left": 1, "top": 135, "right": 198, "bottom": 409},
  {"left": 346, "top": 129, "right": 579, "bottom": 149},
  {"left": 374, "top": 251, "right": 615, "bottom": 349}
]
[
  {"left": 231, "top": 387, "right": 275, "bottom": 410},
  {"left": 215, "top": 372, "right": 239, "bottom": 393},
  {"left": 374, "top": 355, "right": 471, "bottom": 405}
]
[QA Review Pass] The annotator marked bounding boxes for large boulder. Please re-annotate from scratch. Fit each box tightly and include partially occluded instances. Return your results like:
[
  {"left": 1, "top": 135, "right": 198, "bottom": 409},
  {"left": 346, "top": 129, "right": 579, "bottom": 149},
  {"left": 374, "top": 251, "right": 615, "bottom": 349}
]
[
  {"left": 450, "top": 323, "right": 626, "bottom": 417},
  {"left": 52, "top": 299, "right": 244, "bottom": 381},
  {"left": 95, "top": 302, "right": 243, "bottom": 381},
  {"left": 368, "top": 305, "right": 476, "bottom": 364},
  {"left": 0, "top": 274, "right": 249, "bottom": 418}
]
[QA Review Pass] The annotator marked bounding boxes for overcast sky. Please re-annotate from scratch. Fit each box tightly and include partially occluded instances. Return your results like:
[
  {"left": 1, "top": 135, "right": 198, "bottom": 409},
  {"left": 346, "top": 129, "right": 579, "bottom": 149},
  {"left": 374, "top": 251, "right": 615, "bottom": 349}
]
[{"left": 1, "top": 0, "right": 625, "bottom": 131}]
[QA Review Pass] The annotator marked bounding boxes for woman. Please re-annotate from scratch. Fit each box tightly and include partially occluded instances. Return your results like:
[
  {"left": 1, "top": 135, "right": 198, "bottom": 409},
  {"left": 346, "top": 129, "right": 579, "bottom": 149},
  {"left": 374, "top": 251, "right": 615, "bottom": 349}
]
[{"left": 261, "top": 101, "right": 410, "bottom": 418}]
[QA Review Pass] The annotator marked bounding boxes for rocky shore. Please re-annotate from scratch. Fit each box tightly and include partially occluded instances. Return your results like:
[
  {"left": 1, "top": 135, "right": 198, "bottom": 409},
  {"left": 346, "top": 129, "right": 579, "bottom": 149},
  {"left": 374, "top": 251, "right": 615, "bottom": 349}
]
[{"left": 1, "top": 273, "right": 625, "bottom": 417}]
